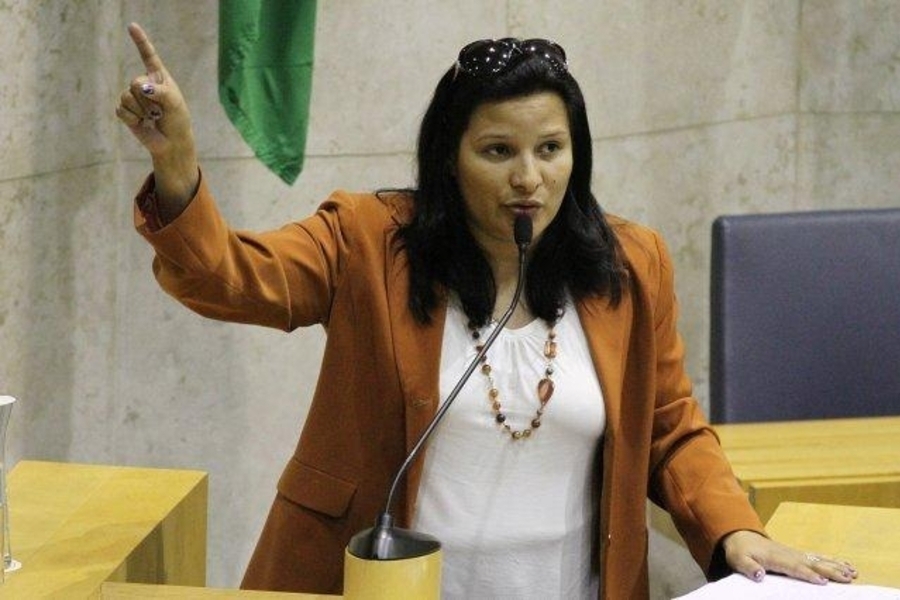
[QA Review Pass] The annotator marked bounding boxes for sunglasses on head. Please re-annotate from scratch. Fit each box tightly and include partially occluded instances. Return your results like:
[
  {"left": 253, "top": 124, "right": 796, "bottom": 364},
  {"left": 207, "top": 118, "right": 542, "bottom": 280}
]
[{"left": 453, "top": 38, "right": 568, "bottom": 80}]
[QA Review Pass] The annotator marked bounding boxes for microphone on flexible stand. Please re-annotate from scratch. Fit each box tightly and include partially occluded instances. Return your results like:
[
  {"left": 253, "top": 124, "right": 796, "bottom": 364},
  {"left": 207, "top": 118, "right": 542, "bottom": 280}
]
[{"left": 343, "top": 214, "right": 533, "bottom": 597}]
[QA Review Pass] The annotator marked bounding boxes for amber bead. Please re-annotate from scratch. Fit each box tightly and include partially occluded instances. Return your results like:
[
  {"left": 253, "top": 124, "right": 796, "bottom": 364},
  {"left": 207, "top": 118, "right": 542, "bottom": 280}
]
[
  {"left": 537, "top": 378, "right": 555, "bottom": 403},
  {"left": 544, "top": 340, "right": 557, "bottom": 359}
]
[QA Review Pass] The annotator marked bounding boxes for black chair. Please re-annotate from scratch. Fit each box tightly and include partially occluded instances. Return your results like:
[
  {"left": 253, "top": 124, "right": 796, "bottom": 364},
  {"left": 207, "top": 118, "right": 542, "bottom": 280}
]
[{"left": 709, "top": 208, "right": 900, "bottom": 423}]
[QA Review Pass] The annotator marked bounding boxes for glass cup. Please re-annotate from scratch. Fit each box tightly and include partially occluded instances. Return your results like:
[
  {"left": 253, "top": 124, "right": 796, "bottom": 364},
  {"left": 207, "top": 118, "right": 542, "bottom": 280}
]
[{"left": 0, "top": 395, "right": 16, "bottom": 582}]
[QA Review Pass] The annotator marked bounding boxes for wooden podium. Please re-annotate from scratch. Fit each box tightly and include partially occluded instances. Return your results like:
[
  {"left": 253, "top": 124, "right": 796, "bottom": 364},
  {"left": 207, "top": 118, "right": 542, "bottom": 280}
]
[
  {"left": 99, "top": 582, "right": 332, "bottom": 598},
  {"left": 2, "top": 461, "right": 207, "bottom": 598}
]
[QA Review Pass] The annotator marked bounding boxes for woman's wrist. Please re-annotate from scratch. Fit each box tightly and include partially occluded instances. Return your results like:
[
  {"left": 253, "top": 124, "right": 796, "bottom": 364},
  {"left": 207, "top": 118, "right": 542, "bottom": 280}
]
[{"left": 150, "top": 156, "right": 200, "bottom": 221}]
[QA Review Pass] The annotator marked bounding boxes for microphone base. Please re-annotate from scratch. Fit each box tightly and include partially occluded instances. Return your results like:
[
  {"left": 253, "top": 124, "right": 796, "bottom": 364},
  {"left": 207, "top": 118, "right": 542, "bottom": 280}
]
[
  {"left": 346, "top": 514, "right": 441, "bottom": 560},
  {"left": 344, "top": 513, "right": 442, "bottom": 600},
  {"left": 344, "top": 515, "right": 442, "bottom": 598},
  {"left": 344, "top": 546, "right": 442, "bottom": 599}
]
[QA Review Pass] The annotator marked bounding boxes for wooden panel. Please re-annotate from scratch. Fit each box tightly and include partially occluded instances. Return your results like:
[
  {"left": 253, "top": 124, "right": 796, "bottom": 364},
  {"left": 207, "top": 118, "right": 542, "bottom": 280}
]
[
  {"left": 100, "top": 582, "right": 335, "bottom": 599},
  {"left": 749, "top": 475, "right": 900, "bottom": 523},
  {"left": 3, "top": 461, "right": 207, "bottom": 598},
  {"left": 715, "top": 416, "right": 900, "bottom": 482},
  {"left": 714, "top": 416, "right": 900, "bottom": 448},
  {"left": 766, "top": 502, "right": 900, "bottom": 587}
]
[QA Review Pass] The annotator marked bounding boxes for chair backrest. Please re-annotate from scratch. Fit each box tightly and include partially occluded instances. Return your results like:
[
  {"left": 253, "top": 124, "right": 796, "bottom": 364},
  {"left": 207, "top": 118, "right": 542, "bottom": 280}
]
[{"left": 709, "top": 208, "right": 900, "bottom": 423}]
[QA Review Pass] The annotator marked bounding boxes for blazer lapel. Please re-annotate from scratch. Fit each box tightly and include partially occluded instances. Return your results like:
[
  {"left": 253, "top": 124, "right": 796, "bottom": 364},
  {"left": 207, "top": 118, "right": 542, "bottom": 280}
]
[
  {"left": 385, "top": 238, "right": 446, "bottom": 525},
  {"left": 576, "top": 292, "right": 633, "bottom": 444}
]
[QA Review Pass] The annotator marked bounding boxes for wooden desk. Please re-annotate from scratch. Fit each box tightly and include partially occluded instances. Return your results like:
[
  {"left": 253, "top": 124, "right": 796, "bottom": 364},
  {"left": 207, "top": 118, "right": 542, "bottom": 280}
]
[
  {"left": 100, "top": 582, "right": 335, "bottom": 599},
  {"left": 651, "top": 416, "right": 900, "bottom": 541},
  {"left": 766, "top": 502, "right": 900, "bottom": 587},
  {"left": 3, "top": 461, "right": 208, "bottom": 598}
]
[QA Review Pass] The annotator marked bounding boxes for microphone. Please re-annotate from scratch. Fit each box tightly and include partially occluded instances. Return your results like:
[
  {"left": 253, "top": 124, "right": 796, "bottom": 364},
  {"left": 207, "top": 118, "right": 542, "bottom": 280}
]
[
  {"left": 514, "top": 211, "right": 533, "bottom": 251},
  {"left": 347, "top": 214, "right": 534, "bottom": 561}
]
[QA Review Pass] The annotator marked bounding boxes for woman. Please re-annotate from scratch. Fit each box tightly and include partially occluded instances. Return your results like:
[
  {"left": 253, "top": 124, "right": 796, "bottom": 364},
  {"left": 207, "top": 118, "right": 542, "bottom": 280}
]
[{"left": 117, "top": 23, "right": 856, "bottom": 599}]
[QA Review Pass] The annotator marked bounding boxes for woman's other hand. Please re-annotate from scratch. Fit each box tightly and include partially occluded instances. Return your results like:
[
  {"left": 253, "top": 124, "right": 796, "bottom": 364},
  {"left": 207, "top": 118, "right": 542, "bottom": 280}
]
[
  {"left": 722, "top": 530, "right": 858, "bottom": 585},
  {"left": 116, "top": 22, "right": 199, "bottom": 208}
]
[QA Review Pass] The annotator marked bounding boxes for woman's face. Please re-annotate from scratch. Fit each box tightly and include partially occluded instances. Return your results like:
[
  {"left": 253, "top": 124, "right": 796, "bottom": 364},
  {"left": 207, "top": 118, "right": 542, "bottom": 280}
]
[{"left": 456, "top": 91, "right": 573, "bottom": 256}]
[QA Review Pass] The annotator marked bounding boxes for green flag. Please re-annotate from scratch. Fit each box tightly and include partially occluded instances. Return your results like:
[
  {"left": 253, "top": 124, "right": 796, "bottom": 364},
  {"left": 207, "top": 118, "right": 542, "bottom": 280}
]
[{"left": 218, "top": 1, "right": 317, "bottom": 185}]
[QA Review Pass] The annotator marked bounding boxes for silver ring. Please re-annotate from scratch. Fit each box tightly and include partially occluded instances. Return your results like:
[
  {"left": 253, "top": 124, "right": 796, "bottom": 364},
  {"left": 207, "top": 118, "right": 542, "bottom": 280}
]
[{"left": 806, "top": 553, "right": 822, "bottom": 563}]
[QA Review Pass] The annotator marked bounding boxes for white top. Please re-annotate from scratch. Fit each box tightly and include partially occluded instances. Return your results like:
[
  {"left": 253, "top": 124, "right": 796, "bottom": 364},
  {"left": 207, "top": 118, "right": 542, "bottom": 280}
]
[{"left": 411, "top": 298, "right": 606, "bottom": 599}]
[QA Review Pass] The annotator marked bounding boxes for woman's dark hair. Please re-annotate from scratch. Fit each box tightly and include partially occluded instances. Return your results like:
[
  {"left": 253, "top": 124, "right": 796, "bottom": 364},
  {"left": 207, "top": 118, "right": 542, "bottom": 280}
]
[{"left": 398, "top": 46, "right": 628, "bottom": 327}]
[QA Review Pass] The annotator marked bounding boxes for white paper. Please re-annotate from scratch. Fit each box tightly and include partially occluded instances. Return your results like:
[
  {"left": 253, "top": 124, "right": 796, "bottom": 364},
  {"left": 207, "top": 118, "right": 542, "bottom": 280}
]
[{"left": 675, "top": 574, "right": 900, "bottom": 600}]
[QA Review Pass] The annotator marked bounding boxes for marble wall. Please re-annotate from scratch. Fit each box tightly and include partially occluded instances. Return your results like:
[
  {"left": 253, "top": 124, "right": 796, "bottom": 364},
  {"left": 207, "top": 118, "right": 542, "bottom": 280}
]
[{"left": 1, "top": 0, "right": 897, "bottom": 594}]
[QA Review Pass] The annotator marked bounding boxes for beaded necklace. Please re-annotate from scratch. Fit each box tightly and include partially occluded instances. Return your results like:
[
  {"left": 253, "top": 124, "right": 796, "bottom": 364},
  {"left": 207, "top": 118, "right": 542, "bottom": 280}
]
[{"left": 469, "top": 317, "right": 558, "bottom": 440}]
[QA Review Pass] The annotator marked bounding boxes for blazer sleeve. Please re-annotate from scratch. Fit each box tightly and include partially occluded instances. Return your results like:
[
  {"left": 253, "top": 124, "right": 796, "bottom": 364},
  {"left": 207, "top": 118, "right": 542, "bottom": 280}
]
[
  {"left": 134, "top": 173, "right": 359, "bottom": 331},
  {"left": 643, "top": 230, "right": 766, "bottom": 576}
]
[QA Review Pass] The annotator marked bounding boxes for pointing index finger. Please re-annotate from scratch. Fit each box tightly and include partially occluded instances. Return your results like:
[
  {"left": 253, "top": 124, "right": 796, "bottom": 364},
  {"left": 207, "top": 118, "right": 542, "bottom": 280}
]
[{"left": 128, "top": 22, "right": 165, "bottom": 79}]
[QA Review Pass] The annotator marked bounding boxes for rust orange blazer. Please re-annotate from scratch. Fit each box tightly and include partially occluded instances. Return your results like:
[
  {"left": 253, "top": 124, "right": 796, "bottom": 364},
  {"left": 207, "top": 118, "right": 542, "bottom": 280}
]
[{"left": 136, "top": 175, "right": 764, "bottom": 599}]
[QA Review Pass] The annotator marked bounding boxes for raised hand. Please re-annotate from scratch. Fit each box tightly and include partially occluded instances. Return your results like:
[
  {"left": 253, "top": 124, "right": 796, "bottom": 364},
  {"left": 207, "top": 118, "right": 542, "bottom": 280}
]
[{"left": 116, "top": 22, "right": 199, "bottom": 208}]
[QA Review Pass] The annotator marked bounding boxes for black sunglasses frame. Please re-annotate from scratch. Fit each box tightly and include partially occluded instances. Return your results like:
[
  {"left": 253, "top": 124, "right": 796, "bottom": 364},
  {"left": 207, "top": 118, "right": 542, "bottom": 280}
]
[{"left": 453, "top": 38, "right": 568, "bottom": 80}]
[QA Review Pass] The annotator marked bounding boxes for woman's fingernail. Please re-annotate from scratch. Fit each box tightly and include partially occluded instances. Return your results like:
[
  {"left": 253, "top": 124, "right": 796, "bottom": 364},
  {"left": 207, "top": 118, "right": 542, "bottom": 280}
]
[
  {"left": 148, "top": 107, "right": 162, "bottom": 120},
  {"left": 816, "top": 576, "right": 828, "bottom": 585},
  {"left": 140, "top": 83, "right": 155, "bottom": 96},
  {"left": 753, "top": 569, "right": 764, "bottom": 581}
]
